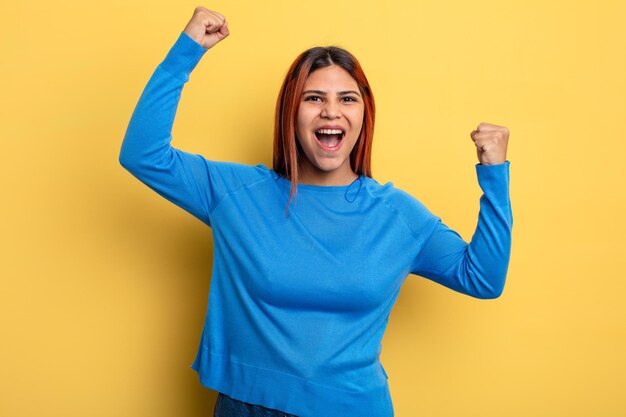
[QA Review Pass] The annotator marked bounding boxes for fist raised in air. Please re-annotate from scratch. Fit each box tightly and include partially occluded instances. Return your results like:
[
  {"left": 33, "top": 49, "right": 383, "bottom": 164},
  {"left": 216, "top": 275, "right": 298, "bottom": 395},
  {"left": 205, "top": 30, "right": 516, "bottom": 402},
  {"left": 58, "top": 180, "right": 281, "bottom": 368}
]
[{"left": 183, "top": 6, "right": 230, "bottom": 49}]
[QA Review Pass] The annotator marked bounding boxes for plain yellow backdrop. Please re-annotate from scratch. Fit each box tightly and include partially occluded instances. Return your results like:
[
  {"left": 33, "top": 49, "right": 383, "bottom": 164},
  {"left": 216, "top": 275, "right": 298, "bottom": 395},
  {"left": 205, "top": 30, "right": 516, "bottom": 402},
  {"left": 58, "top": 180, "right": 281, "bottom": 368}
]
[{"left": 1, "top": 0, "right": 625, "bottom": 416}]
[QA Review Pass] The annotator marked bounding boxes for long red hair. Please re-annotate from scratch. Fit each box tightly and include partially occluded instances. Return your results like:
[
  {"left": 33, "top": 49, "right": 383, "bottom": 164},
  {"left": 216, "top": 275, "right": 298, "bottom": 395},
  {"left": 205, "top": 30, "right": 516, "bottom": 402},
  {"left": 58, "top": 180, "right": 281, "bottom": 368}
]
[{"left": 273, "top": 46, "right": 376, "bottom": 208}]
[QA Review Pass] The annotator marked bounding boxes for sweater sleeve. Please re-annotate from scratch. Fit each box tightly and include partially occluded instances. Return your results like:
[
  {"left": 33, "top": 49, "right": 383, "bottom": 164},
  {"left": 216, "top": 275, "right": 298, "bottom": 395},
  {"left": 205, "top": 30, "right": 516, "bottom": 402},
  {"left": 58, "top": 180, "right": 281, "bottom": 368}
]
[
  {"left": 119, "top": 31, "right": 217, "bottom": 226},
  {"left": 410, "top": 161, "right": 513, "bottom": 299}
]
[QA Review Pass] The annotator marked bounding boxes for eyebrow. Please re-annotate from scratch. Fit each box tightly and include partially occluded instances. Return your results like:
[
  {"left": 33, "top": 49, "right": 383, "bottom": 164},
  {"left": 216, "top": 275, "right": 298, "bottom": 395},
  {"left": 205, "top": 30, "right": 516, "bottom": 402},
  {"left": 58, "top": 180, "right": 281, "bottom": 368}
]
[{"left": 302, "top": 89, "right": 361, "bottom": 97}]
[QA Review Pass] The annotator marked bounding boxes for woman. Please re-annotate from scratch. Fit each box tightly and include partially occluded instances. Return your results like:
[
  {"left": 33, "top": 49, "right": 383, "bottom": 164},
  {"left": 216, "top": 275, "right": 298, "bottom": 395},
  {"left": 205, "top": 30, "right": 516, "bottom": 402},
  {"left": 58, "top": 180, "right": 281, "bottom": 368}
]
[{"left": 119, "top": 6, "right": 513, "bottom": 417}]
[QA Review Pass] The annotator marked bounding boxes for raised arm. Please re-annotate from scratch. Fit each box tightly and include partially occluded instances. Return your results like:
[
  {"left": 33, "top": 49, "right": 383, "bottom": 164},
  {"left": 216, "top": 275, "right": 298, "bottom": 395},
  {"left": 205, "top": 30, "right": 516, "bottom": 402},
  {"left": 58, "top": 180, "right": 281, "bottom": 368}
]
[
  {"left": 411, "top": 123, "right": 513, "bottom": 299},
  {"left": 411, "top": 161, "right": 513, "bottom": 298},
  {"left": 118, "top": 7, "right": 229, "bottom": 226}
]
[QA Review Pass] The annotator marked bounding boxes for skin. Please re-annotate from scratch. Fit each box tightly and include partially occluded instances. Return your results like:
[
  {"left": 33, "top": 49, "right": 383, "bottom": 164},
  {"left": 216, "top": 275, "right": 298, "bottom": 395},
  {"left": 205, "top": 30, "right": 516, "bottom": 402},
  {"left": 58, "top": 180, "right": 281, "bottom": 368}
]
[
  {"left": 470, "top": 123, "right": 510, "bottom": 165},
  {"left": 183, "top": 6, "right": 229, "bottom": 49},
  {"left": 295, "top": 65, "right": 365, "bottom": 186},
  {"left": 183, "top": 6, "right": 510, "bottom": 175}
]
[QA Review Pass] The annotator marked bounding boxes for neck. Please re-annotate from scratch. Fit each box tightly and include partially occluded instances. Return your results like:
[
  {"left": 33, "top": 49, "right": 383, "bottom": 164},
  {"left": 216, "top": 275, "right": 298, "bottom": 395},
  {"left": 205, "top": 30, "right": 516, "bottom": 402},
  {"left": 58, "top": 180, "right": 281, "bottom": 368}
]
[{"left": 298, "top": 163, "right": 358, "bottom": 186}]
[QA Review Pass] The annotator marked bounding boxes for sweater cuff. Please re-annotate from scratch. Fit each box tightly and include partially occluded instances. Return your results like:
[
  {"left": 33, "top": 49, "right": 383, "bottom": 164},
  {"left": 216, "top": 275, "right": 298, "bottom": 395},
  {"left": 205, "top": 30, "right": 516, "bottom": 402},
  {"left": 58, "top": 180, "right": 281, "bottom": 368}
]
[
  {"left": 159, "top": 31, "right": 208, "bottom": 81},
  {"left": 475, "top": 160, "right": 511, "bottom": 207}
]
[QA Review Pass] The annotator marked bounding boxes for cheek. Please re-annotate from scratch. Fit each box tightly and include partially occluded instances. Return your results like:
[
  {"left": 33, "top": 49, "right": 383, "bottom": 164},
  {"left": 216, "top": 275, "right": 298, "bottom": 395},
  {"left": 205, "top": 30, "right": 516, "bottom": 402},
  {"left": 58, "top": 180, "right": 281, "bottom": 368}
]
[
  {"left": 295, "top": 110, "right": 312, "bottom": 137},
  {"left": 350, "top": 109, "right": 365, "bottom": 134}
]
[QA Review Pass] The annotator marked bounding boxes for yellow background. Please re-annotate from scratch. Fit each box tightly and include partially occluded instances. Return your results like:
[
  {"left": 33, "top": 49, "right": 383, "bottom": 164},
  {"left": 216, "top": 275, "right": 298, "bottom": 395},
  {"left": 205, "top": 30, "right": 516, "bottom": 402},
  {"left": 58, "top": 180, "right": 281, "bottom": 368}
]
[{"left": 1, "top": 0, "right": 625, "bottom": 416}]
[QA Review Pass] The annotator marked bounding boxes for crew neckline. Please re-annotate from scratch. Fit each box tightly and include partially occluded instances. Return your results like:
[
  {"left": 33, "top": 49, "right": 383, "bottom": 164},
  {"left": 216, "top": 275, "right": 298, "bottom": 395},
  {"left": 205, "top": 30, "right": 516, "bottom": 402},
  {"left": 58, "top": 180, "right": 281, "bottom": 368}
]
[{"left": 272, "top": 170, "right": 366, "bottom": 193}]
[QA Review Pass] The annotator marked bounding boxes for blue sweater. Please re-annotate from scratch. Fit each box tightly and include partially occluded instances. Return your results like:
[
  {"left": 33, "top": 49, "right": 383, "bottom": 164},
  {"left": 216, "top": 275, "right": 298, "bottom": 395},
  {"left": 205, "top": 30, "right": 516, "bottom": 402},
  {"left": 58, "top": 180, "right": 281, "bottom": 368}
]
[{"left": 119, "top": 31, "right": 513, "bottom": 417}]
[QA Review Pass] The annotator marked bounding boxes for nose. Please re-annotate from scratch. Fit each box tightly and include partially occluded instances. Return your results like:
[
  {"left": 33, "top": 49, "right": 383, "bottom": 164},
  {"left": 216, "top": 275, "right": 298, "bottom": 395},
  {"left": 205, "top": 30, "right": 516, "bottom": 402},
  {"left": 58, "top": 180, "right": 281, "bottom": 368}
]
[{"left": 321, "top": 101, "right": 341, "bottom": 119}]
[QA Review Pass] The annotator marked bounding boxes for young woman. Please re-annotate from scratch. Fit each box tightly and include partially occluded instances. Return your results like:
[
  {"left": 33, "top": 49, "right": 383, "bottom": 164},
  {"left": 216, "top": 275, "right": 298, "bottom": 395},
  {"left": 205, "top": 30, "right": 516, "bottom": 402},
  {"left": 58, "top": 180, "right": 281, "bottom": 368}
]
[{"left": 119, "top": 6, "right": 513, "bottom": 417}]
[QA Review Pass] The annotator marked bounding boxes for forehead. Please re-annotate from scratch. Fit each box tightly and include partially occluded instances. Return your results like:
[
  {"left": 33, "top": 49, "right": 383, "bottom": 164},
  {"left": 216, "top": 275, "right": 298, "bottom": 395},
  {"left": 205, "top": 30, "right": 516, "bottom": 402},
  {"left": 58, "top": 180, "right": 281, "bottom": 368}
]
[{"left": 304, "top": 65, "right": 359, "bottom": 90}]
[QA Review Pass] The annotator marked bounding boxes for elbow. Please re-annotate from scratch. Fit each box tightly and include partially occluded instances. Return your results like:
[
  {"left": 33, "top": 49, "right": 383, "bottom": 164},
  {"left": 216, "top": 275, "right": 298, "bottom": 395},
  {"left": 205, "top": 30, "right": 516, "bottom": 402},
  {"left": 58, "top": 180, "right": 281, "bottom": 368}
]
[
  {"left": 118, "top": 149, "right": 137, "bottom": 173},
  {"left": 118, "top": 153, "right": 129, "bottom": 169},
  {"left": 465, "top": 257, "right": 510, "bottom": 299},
  {"left": 477, "top": 287, "right": 504, "bottom": 299},
  {"left": 118, "top": 137, "right": 141, "bottom": 172},
  {"left": 119, "top": 153, "right": 145, "bottom": 180},
  {"left": 474, "top": 278, "right": 506, "bottom": 299}
]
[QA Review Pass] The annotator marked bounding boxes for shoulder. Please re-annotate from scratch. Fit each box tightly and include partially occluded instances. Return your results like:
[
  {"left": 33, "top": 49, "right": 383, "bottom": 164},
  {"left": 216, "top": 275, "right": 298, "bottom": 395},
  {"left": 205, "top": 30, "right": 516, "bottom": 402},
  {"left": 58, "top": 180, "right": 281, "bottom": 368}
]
[
  {"left": 362, "top": 176, "right": 441, "bottom": 239},
  {"left": 361, "top": 176, "right": 431, "bottom": 214}
]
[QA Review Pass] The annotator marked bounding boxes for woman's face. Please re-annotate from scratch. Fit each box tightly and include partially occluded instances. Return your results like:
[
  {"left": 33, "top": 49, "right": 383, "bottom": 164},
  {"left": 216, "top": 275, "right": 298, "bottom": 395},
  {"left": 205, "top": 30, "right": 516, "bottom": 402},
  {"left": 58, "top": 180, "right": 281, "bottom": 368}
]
[{"left": 295, "top": 65, "right": 365, "bottom": 185}]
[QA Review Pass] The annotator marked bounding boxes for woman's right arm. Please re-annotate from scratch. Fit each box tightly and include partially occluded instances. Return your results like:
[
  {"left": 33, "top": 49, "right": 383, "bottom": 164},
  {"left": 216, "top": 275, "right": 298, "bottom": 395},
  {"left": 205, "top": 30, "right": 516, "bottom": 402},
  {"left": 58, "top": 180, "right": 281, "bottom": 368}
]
[{"left": 118, "top": 7, "right": 229, "bottom": 226}]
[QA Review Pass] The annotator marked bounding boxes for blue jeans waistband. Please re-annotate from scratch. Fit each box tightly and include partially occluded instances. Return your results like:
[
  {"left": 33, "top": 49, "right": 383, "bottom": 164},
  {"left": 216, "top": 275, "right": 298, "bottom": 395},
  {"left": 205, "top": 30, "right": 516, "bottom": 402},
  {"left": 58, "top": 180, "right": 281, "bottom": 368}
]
[{"left": 213, "top": 392, "right": 298, "bottom": 417}]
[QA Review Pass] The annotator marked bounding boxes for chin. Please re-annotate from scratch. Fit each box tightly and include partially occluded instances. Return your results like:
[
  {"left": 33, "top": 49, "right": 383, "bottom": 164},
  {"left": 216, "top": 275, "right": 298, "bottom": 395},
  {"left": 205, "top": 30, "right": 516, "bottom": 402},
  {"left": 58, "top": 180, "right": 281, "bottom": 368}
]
[{"left": 312, "top": 158, "right": 346, "bottom": 173}]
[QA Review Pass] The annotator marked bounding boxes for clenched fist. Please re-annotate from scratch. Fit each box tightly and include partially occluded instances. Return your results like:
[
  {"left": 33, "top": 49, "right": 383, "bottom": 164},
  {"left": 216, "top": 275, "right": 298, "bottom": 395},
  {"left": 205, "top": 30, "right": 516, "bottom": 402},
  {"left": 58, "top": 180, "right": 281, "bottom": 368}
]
[
  {"left": 470, "top": 122, "right": 510, "bottom": 165},
  {"left": 183, "top": 6, "right": 229, "bottom": 49}
]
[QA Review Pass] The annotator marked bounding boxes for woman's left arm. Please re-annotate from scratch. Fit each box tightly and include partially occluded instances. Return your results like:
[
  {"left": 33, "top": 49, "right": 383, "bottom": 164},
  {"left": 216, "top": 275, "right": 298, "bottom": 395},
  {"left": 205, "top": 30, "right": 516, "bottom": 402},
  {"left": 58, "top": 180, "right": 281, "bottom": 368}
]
[{"left": 410, "top": 123, "right": 513, "bottom": 299}]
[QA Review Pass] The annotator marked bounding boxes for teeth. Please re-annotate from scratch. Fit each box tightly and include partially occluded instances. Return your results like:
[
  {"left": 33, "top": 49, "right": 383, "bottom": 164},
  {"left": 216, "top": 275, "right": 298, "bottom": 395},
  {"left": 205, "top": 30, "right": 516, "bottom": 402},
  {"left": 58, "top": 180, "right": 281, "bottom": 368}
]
[{"left": 316, "top": 129, "right": 344, "bottom": 135}]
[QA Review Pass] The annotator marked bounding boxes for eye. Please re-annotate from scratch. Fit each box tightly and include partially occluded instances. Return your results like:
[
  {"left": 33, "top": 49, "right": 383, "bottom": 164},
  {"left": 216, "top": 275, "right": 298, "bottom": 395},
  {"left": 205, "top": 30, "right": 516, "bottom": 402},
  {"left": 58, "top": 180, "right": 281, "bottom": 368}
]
[
  {"left": 342, "top": 96, "right": 359, "bottom": 102},
  {"left": 304, "top": 95, "right": 322, "bottom": 102}
]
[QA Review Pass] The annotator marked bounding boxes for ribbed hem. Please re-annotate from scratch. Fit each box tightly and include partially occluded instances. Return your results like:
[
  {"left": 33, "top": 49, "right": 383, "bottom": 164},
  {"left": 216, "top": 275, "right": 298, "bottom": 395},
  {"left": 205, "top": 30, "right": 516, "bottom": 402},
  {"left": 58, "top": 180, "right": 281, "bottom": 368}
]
[
  {"left": 159, "top": 31, "right": 208, "bottom": 82},
  {"left": 190, "top": 348, "right": 394, "bottom": 417},
  {"left": 476, "top": 160, "right": 511, "bottom": 207}
]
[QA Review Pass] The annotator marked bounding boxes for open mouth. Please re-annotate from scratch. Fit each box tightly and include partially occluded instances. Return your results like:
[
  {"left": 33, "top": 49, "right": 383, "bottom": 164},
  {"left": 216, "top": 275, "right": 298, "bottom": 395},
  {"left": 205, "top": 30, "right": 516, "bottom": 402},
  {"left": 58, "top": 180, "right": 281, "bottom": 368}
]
[{"left": 314, "top": 128, "right": 345, "bottom": 150}]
